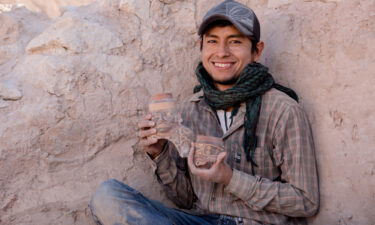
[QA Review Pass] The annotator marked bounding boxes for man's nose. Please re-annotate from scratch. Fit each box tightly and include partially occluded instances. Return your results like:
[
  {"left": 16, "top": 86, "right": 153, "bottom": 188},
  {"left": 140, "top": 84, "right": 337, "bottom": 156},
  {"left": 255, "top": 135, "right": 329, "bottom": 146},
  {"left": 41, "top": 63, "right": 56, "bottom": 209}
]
[{"left": 216, "top": 43, "right": 230, "bottom": 57}]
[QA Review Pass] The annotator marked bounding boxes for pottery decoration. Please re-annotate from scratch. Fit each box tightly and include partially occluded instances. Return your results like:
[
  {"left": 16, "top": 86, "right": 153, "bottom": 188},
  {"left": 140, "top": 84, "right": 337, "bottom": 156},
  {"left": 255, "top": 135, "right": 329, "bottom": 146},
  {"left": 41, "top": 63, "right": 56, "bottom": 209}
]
[
  {"left": 193, "top": 135, "right": 225, "bottom": 168},
  {"left": 148, "top": 93, "right": 194, "bottom": 158}
]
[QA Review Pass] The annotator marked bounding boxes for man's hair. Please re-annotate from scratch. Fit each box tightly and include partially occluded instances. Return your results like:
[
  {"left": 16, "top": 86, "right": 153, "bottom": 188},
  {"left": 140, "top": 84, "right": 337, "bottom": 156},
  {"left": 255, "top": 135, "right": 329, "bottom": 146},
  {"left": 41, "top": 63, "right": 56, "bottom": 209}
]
[{"left": 199, "top": 20, "right": 259, "bottom": 54}]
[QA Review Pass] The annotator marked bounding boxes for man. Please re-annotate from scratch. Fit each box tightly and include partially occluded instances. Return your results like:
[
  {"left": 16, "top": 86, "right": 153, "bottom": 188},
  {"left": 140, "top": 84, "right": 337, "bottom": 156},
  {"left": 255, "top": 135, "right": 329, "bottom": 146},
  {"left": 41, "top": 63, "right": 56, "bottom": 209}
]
[{"left": 89, "top": 0, "right": 319, "bottom": 224}]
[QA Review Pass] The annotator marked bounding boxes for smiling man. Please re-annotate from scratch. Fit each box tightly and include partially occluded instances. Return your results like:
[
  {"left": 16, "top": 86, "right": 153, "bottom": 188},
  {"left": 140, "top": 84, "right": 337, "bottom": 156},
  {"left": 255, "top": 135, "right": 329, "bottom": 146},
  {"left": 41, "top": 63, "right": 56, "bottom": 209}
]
[
  {"left": 89, "top": 1, "right": 319, "bottom": 224},
  {"left": 200, "top": 23, "right": 262, "bottom": 91}
]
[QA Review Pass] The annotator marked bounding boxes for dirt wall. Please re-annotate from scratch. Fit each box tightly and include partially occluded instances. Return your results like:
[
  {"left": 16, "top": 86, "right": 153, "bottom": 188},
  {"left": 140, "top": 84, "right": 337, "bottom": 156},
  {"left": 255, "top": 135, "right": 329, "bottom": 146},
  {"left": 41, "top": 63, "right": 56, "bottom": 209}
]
[
  {"left": 0, "top": 0, "right": 94, "bottom": 17},
  {"left": 0, "top": 0, "right": 374, "bottom": 224}
]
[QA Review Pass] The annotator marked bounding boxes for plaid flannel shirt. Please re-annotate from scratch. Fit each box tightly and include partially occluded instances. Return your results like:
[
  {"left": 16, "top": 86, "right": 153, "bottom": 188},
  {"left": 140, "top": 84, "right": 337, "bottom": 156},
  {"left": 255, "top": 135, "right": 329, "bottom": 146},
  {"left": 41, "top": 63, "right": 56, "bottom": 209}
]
[{"left": 151, "top": 88, "right": 319, "bottom": 225}]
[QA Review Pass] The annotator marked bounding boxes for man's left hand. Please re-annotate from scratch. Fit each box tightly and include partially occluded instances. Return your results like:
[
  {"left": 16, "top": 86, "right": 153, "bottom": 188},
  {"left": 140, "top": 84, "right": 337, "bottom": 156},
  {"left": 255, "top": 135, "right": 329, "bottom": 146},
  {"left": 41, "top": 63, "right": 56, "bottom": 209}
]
[{"left": 187, "top": 146, "right": 233, "bottom": 185}]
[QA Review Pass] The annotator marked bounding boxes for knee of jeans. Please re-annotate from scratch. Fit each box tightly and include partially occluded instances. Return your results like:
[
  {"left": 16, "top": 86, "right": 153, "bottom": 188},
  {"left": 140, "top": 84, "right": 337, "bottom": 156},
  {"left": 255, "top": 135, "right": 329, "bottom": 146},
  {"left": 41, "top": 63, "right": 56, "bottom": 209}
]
[{"left": 90, "top": 179, "right": 126, "bottom": 212}]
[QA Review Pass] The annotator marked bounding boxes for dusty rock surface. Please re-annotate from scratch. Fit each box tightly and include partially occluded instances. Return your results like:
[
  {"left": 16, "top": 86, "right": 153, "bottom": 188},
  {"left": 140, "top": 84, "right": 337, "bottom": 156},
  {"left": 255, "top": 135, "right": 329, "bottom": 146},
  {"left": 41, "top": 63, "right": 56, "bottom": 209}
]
[
  {"left": 0, "top": 0, "right": 94, "bottom": 17},
  {"left": 0, "top": 0, "right": 374, "bottom": 225}
]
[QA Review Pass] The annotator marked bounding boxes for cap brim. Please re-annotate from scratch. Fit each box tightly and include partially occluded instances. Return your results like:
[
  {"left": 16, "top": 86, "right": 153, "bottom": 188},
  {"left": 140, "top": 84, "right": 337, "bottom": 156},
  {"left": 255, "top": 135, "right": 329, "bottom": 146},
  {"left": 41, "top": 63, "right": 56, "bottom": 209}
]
[{"left": 198, "top": 14, "right": 253, "bottom": 37}]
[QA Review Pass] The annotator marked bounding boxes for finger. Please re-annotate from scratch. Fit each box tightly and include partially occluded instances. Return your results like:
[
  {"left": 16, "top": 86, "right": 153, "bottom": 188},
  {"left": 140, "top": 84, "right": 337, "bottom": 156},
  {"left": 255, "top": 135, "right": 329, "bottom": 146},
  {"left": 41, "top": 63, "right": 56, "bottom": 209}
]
[
  {"left": 188, "top": 146, "right": 211, "bottom": 177},
  {"left": 212, "top": 152, "right": 227, "bottom": 168},
  {"left": 189, "top": 142, "right": 195, "bottom": 155},
  {"left": 138, "top": 128, "right": 157, "bottom": 138},
  {"left": 139, "top": 136, "right": 158, "bottom": 147},
  {"left": 144, "top": 114, "right": 152, "bottom": 120},
  {"left": 138, "top": 120, "right": 155, "bottom": 129},
  {"left": 216, "top": 152, "right": 227, "bottom": 164}
]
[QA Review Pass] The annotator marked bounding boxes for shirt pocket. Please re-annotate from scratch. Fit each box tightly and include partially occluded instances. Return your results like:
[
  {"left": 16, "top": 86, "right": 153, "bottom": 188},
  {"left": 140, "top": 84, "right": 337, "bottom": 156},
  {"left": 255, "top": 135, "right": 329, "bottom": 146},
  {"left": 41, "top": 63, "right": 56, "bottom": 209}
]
[{"left": 226, "top": 142, "right": 256, "bottom": 175}]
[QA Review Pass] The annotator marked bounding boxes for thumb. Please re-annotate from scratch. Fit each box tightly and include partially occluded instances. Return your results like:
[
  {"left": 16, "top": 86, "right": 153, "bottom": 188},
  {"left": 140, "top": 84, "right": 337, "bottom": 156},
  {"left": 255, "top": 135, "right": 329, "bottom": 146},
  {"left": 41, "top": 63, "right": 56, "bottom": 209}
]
[
  {"left": 215, "top": 152, "right": 227, "bottom": 165},
  {"left": 145, "top": 114, "right": 152, "bottom": 120},
  {"left": 187, "top": 143, "right": 196, "bottom": 169}
]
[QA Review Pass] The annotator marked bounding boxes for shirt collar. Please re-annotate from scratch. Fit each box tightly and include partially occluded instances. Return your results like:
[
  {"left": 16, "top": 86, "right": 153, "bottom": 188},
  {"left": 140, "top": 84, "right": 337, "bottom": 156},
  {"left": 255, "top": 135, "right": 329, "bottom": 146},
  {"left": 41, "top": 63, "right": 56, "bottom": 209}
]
[
  {"left": 189, "top": 90, "right": 204, "bottom": 102},
  {"left": 189, "top": 90, "right": 247, "bottom": 138}
]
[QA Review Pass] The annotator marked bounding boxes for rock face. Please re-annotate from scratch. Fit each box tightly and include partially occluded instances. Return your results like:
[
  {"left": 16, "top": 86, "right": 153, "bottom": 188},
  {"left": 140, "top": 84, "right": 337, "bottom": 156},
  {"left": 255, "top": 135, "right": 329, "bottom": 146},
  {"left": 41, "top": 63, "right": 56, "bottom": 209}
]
[
  {"left": 0, "top": 0, "right": 374, "bottom": 225},
  {"left": 0, "top": 0, "right": 94, "bottom": 17}
]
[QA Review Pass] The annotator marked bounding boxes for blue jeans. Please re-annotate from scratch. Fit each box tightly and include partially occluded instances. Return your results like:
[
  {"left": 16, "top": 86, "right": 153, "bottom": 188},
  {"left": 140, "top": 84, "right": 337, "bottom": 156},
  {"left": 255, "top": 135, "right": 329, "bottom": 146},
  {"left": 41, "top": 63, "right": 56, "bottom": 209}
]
[{"left": 89, "top": 179, "right": 237, "bottom": 225}]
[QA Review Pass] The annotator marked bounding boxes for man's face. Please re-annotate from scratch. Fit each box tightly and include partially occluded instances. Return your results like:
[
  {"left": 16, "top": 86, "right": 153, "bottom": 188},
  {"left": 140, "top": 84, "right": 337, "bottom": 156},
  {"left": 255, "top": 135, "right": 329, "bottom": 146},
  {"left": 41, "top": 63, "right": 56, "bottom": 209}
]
[{"left": 201, "top": 25, "right": 254, "bottom": 91}]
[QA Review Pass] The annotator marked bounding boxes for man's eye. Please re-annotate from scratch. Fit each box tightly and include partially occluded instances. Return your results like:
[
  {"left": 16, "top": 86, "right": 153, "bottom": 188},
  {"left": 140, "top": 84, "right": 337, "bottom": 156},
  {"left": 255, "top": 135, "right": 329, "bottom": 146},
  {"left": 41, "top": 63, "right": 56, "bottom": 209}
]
[
  {"left": 230, "top": 40, "right": 242, "bottom": 44},
  {"left": 207, "top": 40, "right": 216, "bottom": 44}
]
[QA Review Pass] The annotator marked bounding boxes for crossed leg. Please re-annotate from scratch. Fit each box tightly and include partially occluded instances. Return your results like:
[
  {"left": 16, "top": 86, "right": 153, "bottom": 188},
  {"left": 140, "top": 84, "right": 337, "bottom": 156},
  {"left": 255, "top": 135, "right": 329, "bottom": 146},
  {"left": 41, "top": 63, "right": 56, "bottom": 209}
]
[{"left": 89, "top": 179, "right": 224, "bottom": 225}]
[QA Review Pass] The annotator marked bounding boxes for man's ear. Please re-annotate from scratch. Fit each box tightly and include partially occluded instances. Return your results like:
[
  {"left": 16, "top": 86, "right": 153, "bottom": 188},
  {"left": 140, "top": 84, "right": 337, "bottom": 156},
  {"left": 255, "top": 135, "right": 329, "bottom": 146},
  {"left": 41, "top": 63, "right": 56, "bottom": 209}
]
[{"left": 253, "top": 41, "right": 265, "bottom": 62}]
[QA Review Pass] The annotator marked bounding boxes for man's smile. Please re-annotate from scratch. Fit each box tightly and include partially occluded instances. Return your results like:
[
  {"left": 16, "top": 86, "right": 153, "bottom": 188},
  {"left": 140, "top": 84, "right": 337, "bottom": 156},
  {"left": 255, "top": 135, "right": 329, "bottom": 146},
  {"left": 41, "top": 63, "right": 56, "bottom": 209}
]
[
  {"left": 212, "top": 62, "right": 236, "bottom": 69},
  {"left": 201, "top": 25, "right": 254, "bottom": 90}
]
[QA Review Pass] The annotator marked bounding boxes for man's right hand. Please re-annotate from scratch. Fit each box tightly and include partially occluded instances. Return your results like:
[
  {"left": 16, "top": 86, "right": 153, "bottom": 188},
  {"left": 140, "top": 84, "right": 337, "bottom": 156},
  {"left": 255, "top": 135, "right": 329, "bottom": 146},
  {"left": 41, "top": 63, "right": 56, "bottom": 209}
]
[{"left": 138, "top": 114, "right": 167, "bottom": 159}]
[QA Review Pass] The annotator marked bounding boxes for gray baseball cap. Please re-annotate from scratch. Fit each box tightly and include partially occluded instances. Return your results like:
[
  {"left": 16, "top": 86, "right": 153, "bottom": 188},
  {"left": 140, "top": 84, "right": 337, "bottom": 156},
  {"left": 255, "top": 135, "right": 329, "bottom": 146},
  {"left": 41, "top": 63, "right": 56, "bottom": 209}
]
[{"left": 198, "top": 0, "right": 260, "bottom": 42}]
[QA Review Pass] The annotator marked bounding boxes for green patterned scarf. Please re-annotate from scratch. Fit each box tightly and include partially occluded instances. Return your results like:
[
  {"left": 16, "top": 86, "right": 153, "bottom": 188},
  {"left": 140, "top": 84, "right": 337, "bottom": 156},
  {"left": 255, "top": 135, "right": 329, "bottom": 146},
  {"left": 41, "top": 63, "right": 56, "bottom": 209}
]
[{"left": 194, "top": 62, "right": 298, "bottom": 173}]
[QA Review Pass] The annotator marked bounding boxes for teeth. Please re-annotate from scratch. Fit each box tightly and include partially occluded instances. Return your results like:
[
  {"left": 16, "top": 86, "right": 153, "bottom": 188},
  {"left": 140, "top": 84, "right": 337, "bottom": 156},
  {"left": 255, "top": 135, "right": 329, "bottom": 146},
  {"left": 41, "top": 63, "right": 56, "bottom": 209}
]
[{"left": 214, "top": 63, "right": 231, "bottom": 68}]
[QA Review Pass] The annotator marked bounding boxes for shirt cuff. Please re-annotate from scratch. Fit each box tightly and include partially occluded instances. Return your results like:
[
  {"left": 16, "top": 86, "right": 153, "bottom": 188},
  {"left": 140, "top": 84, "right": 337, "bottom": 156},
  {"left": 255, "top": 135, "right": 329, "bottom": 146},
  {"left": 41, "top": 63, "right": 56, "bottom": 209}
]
[
  {"left": 146, "top": 142, "right": 169, "bottom": 173},
  {"left": 153, "top": 142, "right": 174, "bottom": 182},
  {"left": 153, "top": 142, "right": 170, "bottom": 163},
  {"left": 225, "top": 169, "right": 258, "bottom": 200}
]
